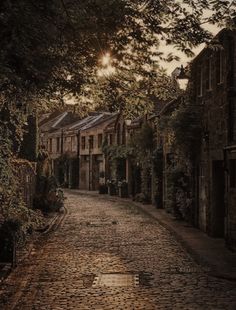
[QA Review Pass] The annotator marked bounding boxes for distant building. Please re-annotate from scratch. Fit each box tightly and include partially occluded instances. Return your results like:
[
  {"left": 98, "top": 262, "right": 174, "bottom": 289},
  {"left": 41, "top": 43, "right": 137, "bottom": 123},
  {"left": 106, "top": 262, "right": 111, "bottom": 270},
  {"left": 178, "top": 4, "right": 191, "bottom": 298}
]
[{"left": 79, "top": 113, "right": 117, "bottom": 190}]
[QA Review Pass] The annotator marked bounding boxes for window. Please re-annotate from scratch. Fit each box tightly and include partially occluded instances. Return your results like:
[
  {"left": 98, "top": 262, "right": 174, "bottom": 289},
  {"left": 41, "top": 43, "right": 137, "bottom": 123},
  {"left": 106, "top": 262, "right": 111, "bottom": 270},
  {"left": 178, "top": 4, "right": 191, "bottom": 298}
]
[
  {"left": 56, "top": 137, "right": 60, "bottom": 152},
  {"left": 117, "top": 123, "right": 121, "bottom": 145},
  {"left": 81, "top": 136, "right": 86, "bottom": 150},
  {"left": 71, "top": 136, "right": 76, "bottom": 152},
  {"left": 197, "top": 65, "right": 203, "bottom": 96},
  {"left": 206, "top": 58, "right": 212, "bottom": 90},
  {"left": 216, "top": 49, "right": 223, "bottom": 84},
  {"left": 229, "top": 159, "right": 236, "bottom": 188},
  {"left": 48, "top": 138, "right": 52, "bottom": 153},
  {"left": 98, "top": 133, "right": 103, "bottom": 148},
  {"left": 229, "top": 99, "right": 236, "bottom": 142},
  {"left": 89, "top": 135, "right": 94, "bottom": 149},
  {"left": 228, "top": 37, "right": 235, "bottom": 88},
  {"left": 122, "top": 123, "right": 126, "bottom": 145},
  {"left": 66, "top": 137, "right": 72, "bottom": 152},
  {"left": 109, "top": 134, "right": 113, "bottom": 145}
]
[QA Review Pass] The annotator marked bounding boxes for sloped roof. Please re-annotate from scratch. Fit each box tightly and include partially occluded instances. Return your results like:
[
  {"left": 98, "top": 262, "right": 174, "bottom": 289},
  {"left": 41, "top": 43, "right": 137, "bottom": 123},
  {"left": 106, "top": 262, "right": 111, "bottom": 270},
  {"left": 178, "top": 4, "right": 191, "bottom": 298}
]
[
  {"left": 39, "top": 111, "right": 62, "bottom": 126},
  {"left": 157, "top": 96, "right": 182, "bottom": 116},
  {"left": 80, "top": 113, "right": 117, "bottom": 131},
  {"left": 40, "top": 112, "right": 80, "bottom": 132},
  {"left": 191, "top": 27, "right": 235, "bottom": 65}
]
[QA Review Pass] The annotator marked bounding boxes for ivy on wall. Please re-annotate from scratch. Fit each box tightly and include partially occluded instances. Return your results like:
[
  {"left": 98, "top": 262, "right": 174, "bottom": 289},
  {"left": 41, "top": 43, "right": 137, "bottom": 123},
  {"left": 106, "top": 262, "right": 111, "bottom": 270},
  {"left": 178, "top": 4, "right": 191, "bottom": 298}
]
[
  {"left": 159, "top": 94, "right": 202, "bottom": 220},
  {"left": 129, "top": 123, "right": 155, "bottom": 202}
]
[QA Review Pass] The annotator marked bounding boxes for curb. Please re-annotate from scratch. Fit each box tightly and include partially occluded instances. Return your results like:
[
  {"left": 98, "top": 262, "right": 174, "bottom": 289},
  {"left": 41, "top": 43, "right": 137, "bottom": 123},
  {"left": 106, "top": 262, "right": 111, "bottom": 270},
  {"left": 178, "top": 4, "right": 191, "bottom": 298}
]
[
  {"left": 68, "top": 190, "right": 236, "bottom": 282},
  {"left": 0, "top": 209, "right": 64, "bottom": 285},
  {"left": 130, "top": 202, "right": 236, "bottom": 282}
]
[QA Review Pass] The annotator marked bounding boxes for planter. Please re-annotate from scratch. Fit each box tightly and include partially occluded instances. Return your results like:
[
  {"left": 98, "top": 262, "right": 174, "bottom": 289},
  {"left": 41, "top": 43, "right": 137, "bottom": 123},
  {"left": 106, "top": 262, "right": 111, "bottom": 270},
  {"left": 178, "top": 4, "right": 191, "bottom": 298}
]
[
  {"left": 99, "top": 184, "right": 108, "bottom": 194},
  {"left": 118, "top": 184, "right": 128, "bottom": 198},
  {"left": 108, "top": 183, "right": 117, "bottom": 196}
]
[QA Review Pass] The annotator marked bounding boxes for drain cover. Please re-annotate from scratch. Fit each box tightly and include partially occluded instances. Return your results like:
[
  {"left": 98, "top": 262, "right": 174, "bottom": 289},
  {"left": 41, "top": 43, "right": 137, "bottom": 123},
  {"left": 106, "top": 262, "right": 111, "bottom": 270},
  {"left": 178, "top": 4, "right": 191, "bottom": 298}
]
[
  {"left": 92, "top": 273, "right": 139, "bottom": 287},
  {"left": 86, "top": 221, "right": 118, "bottom": 227}
]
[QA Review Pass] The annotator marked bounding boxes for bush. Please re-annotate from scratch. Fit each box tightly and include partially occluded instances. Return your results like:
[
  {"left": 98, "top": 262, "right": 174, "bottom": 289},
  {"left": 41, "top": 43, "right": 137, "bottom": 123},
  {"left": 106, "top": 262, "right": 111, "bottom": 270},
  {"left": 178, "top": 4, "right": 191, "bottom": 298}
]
[
  {"left": 34, "top": 175, "right": 64, "bottom": 213},
  {"left": 134, "top": 192, "right": 150, "bottom": 204}
]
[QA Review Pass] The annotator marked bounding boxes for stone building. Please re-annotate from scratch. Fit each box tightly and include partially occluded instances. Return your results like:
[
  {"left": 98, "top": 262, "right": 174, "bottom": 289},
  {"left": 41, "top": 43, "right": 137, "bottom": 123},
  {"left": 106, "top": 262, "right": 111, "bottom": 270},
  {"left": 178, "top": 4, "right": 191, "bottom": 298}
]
[
  {"left": 39, "top": 111, "right": 80, "bottom": 186},
  {"left": 79, "top": 113, "right": 117, "bottom": 190},
  {"left": 191, "top": 28, "right": 236, "bottom": 249}
]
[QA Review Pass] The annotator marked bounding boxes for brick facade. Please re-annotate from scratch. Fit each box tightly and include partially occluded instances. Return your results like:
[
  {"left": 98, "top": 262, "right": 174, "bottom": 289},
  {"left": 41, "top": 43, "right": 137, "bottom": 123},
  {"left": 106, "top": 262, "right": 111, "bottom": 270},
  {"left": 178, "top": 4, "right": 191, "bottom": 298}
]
[{"left": 191, "top": 29, "right": 236, "bottom": 249}]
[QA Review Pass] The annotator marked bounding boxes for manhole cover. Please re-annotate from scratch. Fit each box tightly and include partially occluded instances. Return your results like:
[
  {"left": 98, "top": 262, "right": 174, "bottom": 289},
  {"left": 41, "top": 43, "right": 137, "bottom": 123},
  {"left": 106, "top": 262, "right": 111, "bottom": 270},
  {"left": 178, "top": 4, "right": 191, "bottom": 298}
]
[
  {"left": 92, "top": 273, "right": 139, "bottom": 287},
  {"left": 86, "top": 221, "right": 118, "bottom": 227}
]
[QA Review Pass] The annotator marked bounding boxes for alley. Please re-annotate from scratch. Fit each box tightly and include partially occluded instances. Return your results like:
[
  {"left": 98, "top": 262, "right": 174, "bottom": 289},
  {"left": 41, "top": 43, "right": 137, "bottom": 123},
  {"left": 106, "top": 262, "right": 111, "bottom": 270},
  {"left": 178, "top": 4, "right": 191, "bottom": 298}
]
[{"left": 0, "top": 191, "right": 236, "bottom": 310}]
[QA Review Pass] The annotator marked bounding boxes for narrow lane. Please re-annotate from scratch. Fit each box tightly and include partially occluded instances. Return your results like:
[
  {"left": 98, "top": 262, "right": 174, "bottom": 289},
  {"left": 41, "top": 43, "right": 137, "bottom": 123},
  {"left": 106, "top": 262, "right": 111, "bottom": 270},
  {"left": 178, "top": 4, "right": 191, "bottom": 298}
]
[{"left": 0, "top": 191, "right": 235, "bottom": 310}]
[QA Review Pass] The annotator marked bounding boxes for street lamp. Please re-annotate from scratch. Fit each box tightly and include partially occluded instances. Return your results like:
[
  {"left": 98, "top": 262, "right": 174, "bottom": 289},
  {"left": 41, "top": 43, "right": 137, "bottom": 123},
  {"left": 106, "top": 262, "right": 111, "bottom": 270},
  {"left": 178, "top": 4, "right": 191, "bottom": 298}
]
[{"left": 176, "top": 65, "right": 189, "bottom": 91}]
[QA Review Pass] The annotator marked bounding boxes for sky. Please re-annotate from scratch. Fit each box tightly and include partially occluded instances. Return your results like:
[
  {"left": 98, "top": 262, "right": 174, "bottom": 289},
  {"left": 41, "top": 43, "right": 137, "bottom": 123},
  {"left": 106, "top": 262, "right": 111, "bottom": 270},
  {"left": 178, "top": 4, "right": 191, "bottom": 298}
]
[
  {"left": 66, "top": 20, "right": 222, "bottom": 105},
  {"left": 162, "top": 23, "right": 221, "bottom": 74}
]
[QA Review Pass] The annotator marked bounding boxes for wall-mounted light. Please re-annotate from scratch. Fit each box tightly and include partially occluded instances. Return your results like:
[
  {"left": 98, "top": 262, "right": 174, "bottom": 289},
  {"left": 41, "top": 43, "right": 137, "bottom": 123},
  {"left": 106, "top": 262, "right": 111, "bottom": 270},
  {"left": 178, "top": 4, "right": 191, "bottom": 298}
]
[
  {"left": 125, "top": 119, "right": 131, "bottom": 126},
  {"left": 176, "top": 65, "right": 189, "bottom": 90}
]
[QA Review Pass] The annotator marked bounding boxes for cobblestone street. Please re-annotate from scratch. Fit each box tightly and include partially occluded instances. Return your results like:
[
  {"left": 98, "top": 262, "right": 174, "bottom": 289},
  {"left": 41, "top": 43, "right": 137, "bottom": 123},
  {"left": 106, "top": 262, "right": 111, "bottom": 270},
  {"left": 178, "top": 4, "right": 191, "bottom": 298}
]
[{"left": 0, "top": 191, "right": 236, "bottom": 310}]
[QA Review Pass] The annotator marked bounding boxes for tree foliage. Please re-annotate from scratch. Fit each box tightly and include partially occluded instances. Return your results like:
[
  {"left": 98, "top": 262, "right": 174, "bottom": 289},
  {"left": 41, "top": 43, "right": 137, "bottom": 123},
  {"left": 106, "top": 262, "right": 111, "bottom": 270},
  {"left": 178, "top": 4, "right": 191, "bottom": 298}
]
[
  {"left": 1, "top": 0, "right": 236, "bottom": 229},
  {"left": 1, "top": 0, "right": 235, "bottom": 106}
]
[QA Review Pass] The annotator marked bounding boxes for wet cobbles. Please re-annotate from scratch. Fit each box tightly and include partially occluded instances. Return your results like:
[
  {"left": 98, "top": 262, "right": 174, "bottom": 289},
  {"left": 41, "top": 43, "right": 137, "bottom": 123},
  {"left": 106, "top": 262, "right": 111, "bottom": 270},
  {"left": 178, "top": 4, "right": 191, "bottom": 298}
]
[{"left": 0, "top": 191, "right": 236, "bottom": 310}]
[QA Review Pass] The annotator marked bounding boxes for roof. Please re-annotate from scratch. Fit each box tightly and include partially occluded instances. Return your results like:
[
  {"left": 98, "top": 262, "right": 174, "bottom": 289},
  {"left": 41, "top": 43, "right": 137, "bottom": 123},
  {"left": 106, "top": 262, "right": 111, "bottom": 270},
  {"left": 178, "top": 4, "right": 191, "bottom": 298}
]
[
  {"left": 191, "top": 27, "right": 235, "bottom": 65},
  {"left": 39, "top": 111, "right": 62, "bottom": 126},
  {"left": 40, "top": 111, "right": 80, "bottom": 132},
  {"left": 80, "top": 113, "right": 117, "bottom": 131},
  {"left": 157, "top": 96, "right": 183, "bottom": 116}
]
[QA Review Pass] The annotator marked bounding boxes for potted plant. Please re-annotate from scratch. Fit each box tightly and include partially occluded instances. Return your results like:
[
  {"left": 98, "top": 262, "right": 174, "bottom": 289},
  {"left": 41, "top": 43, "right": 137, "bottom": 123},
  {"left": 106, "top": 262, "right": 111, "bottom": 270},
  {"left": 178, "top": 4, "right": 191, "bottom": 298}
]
[
  {"left": 107, "top": 179, "right": 117, "bottom": 196},
  {"left": 98, "top": 183, "right": 108, "bottom": 194},
  {"left": 118, "top": 180, "right": 128, "bottom": 198}
]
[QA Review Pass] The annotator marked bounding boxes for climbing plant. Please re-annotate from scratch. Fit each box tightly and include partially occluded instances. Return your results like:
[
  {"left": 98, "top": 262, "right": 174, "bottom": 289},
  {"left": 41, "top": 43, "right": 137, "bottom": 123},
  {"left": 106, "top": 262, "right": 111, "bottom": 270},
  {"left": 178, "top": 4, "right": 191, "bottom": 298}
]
[
  {"left": 159, "top": 92, "right": 202, "bottom": 220},
  {"left": 129, "top": 123, "right": 155, "bottom": 202}
]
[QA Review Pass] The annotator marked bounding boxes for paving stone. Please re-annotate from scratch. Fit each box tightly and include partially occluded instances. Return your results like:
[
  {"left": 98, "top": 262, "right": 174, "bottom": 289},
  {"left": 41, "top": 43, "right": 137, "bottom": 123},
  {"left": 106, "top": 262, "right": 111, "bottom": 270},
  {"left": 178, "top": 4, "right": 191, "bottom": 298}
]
[{"left": 0, "top": 190, "right": 236, "bottom": 309}]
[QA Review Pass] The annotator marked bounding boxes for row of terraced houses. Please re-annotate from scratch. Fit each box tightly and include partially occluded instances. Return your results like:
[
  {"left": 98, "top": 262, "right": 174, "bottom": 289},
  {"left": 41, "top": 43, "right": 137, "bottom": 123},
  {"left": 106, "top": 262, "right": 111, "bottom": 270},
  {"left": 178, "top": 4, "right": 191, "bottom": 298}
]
[{"left": 39, "top": 27, "right": 236, "bottom": 250}]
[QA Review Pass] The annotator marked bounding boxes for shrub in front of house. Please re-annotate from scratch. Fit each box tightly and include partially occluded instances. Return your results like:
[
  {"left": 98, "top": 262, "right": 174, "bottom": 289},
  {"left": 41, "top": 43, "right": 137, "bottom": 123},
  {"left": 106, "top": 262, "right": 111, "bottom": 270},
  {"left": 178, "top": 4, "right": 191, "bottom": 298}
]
[
  {"left": 33, "top": 176, "right": 65, "bottom": 213},
  {"left": 107, "top": 179, "right": 117, "bottom": 196},
  {"left": 98, "top": 184, "right": 108, "bottom": 194},
  {"left": 118, "top": 180, "right": 128, "bottom": 198}
]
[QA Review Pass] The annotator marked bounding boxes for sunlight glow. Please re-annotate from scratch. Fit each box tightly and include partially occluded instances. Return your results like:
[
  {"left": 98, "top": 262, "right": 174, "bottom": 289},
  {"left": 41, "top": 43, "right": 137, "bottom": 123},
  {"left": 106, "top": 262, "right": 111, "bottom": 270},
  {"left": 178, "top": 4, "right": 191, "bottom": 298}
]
[
  {"left": 98, "top": 52, "right": 116, "bottom": 77},
  {"left": 101, "top": 52, "right": 111, "bottom": 67}
]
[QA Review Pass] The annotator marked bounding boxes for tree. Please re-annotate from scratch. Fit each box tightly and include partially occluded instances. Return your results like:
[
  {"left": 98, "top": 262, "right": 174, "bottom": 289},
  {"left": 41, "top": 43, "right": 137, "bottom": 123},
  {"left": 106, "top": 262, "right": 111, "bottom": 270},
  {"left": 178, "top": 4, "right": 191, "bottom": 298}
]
[
  {"left": 0, "top": 0, "right": 235, "bottom": 229},
  {"left": 1, "top": 0, "right": 235, "bottom": 104},
  {"left": 88, "top": 63, "right": 181, "bottom": 118}
]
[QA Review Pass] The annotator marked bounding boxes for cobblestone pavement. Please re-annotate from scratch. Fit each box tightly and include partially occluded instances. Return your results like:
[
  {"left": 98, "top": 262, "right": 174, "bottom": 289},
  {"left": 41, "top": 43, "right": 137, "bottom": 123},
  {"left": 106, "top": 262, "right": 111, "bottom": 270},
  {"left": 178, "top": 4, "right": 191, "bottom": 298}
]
[{"left": 0, "top": 191, "right": 236, "bottom": 310}]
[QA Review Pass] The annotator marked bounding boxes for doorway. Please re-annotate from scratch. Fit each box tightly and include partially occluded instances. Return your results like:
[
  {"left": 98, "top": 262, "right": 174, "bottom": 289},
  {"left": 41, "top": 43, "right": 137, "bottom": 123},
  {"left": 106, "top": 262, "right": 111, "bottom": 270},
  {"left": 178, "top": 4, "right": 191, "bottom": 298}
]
[{"left": 211, "top": 160, "right": 225, "bottom": 237}]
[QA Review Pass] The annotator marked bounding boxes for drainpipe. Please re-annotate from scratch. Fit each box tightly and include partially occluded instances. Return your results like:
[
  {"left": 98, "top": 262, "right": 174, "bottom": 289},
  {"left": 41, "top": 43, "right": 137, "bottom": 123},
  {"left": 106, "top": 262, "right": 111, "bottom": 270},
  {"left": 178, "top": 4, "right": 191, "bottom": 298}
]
[
  {"left": 77, "top": 130, "right": 80, "bottom": 188},
  {"left": 88, "top": 136, "right": 91, "bottom": 191},
  {"left": 61, "top": 129, "right": 64, "bottom": 155}
]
